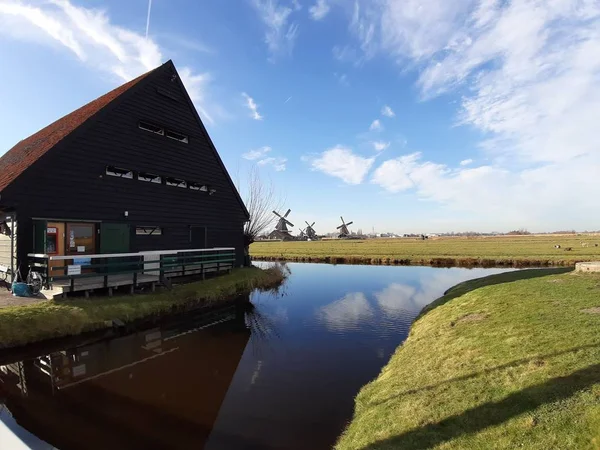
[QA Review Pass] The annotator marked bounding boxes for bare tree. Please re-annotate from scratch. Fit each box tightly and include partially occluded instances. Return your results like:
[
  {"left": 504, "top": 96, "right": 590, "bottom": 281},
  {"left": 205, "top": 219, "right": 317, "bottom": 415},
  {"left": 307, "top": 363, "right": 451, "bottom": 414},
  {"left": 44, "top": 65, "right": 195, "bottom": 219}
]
[{"left": 237, "top": 165, "right": 284, "bottom": 265}]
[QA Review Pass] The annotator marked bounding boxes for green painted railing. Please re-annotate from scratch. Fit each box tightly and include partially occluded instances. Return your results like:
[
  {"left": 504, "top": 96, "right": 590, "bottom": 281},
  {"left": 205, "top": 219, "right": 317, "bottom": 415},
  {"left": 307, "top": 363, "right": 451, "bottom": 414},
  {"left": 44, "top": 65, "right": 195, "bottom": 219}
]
[{"left": 28, "top": 248, "right": 236, "bottom": 290}]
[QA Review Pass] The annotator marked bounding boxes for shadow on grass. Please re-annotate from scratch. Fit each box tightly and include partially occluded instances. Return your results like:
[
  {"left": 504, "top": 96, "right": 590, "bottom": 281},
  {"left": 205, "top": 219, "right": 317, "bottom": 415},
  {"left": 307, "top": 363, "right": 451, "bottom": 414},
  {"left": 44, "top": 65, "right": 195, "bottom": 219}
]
[
  {"left": 418, "top": 267, "right": 573, "bottom": 318},
  {"left": 364, "top": 362, "right": 600, "bottom": 450},
  {"left": 370, "top": 341, "right": 600, "bottom": 407}
]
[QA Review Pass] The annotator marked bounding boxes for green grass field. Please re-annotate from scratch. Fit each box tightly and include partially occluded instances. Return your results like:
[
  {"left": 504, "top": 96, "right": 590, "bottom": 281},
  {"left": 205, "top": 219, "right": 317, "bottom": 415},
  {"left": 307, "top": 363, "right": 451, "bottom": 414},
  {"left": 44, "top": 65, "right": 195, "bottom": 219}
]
[
  {"left": 336, "top": 268, "right": 600, "bottom": 449},
  {"left": 251, "top": 234, "right": 600, "bottom": 266},
  {"left": 0, "top": 266, "right": 286, "bottom": 349}
]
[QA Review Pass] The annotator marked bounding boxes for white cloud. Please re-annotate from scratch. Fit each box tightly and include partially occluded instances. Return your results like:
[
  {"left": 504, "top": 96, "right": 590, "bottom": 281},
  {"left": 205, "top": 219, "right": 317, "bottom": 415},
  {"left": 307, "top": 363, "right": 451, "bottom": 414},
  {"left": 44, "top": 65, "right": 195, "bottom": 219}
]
[
  {"left": 372, "top": 141, "right": 390, "bottom": 152},
  {"left": 309, "top": 0, "right": 330, "bottom": 20},
  {"left": 251, "top": 0, "right": 299, "bottom": 61},
  {"left": 257, "top": 156, "right": 287, "bottom": 171},
  {"left": 334, "top": 72, "right": 349, "bottom": 86},
  {"left": 242, "top": 92, "right": 263, "bottom": 120},
  {"left": 348, "top": 0, "right": 600, "bottom": 228},
  {"left": 371, "top": 152, "right": 600, "bottom": 227},
  {"left": 309, "top": 145, "right": 375, "bottom": 185},
  {"left": 459, "top": 158, "right": 473, "bottom": 166},
  {"left": 332, "top": 44, "right": 364, "bottom": 65},
  {"left": 381, "top": 105, "right": 395, "bottom": 117},
  {"left": 243, "top": 146, "right": 272, "bottom": 160},
  {"left": 243, "top": 146, "right": 285, "bottom": 170},
  {"left": 316, "top": 292, "right": 374, "bottom": 332},
  {"left": 0, "top": 0, "right": 215, "bottom": 124},
  {"left": 369, "top": 119, "right": 383, "bottom": 131}
]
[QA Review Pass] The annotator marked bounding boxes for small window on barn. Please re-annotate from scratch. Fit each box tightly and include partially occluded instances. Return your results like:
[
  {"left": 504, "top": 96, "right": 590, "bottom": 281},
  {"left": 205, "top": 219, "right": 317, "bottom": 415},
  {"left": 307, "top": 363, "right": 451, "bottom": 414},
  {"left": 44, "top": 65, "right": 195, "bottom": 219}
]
[
  {"left": 106, "top": 166, "right": 134, "bottom": 179},
  {"left": 166, "top": 130, "right": 189, "bottom": 144},
  {"left": 189, "top": 182, "right": 208, "bottom": 192},
  {"left": 139, "top": 121, "right": 164, "bottom": 135},
  {"left": 138, "top": 172, "right": 162, "bottom": 184},
  {"left": 136, "top": 226, "right": 162, "bottom": 236},
  {"left": 165, "top": 177, "right": 187, "bottom": 188}
]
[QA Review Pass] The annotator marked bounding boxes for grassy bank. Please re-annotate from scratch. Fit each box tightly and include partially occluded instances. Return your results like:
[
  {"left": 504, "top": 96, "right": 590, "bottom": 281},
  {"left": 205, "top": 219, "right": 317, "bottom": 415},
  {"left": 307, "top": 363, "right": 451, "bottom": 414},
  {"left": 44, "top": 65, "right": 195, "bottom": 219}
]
[
  {"left": 336, "top": 268, "right": 600, "bottom": 449},
  {"left": 251, "top": 235, "right": 600, "bottom": 267},
  {"left": 0, "top": 266, "right": 286, "bottom": 349}
]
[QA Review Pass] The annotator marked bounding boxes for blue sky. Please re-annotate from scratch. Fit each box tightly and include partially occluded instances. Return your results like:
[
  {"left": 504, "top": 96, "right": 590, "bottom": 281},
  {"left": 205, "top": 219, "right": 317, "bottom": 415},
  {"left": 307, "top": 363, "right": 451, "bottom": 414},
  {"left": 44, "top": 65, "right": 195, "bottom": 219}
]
[{"left": 1, "top": 0, "right": 599, "bottom": 234}]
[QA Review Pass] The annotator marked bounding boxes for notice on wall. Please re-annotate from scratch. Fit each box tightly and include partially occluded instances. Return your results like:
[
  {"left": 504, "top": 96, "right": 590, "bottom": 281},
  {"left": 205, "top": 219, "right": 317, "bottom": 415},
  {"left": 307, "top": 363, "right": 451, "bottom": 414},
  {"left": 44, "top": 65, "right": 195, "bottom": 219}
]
[
  {"left": 72, "top": 364, "right": 86, "bottom": 377},
  {"left": 67, "top": 265, "right": 81, "bottom": 276},
  {"left": 77, "top": 246, "right": 85, "bottom": 253}
]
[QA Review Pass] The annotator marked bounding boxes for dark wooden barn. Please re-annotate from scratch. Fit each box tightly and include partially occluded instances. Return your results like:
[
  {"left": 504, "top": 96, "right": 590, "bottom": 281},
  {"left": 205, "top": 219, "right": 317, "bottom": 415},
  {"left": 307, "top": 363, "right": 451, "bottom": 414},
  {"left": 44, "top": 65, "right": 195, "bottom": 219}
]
[{"left": 0, "top": 60, "right": 249, "bottom": 293}]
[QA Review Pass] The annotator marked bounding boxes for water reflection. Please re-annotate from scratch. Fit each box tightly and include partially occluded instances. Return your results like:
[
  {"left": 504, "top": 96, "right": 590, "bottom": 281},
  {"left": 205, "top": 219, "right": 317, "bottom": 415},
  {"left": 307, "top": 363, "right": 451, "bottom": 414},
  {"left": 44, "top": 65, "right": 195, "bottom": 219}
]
[
  {"left": 0, "top": 264, "right": 515, "bottom": 450},
  {"left": 0, "top": 303, "right": 252, "bottom": 450},
  {"left": 316, "top": 292, "right": 375, "bottom": 332}
]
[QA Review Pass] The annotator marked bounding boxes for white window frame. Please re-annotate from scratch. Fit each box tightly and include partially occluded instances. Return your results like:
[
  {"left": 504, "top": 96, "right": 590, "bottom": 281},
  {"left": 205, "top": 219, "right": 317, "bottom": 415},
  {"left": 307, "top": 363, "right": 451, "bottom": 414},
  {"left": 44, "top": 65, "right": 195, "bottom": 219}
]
[
  {"left": 139, "top": 121, "right": 164, "bottom": 135},
  {"left": 189, "top": 182, "right": 208, "bottom": 192},
  {"left": 136, "top": 226, "right": 163, "bottom": 236},
  {"left": 166, "top": 130, "right": 189, "bottom": 144},
  {"left": 138, "top": 172, "right": 162, "bottom": 184},
  {"left": 106, "top": 166, "right": 134, "bottom": 179},
  {"left": 165, "top": 177, "right": 187, "bottom": 188}
]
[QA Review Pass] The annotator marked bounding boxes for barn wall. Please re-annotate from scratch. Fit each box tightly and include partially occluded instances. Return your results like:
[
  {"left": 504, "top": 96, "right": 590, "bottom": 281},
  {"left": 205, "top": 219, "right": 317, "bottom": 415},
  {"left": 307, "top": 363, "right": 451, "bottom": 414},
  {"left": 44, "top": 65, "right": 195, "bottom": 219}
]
[{"left": 2, "top": 62, "right": 248, "bottom": 268}]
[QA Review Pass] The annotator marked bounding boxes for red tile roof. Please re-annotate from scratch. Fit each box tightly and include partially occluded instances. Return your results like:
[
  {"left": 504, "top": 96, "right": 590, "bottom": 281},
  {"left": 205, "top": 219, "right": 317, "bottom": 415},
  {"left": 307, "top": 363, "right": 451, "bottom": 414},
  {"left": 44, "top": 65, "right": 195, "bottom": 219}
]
[{"left": 0, "top": 68, "right": 155, "bottom": 194}]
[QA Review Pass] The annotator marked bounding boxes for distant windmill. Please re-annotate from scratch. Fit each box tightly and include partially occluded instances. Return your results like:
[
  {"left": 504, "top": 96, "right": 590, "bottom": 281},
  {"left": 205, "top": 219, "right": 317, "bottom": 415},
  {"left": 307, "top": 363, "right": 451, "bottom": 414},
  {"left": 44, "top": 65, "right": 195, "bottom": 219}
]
[
  {"left": 298, "top": 228, "right": 307, "bottom": 240},
  {"left": 337, "top": 216, "right": 353, "bottom": 238},
  {"left": 269, "top": 208, "right": 295, "bottom": 240},
  {"left": 305, "top": 221, "right": 318, "bottom": 240}
]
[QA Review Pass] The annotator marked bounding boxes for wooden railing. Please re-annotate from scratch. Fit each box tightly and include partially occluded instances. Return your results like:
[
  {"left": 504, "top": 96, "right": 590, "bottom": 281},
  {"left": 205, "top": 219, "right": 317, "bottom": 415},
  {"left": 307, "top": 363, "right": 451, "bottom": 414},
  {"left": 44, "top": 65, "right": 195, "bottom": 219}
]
[{"left": 28, "top": 248, "right": 236, "bottom": 290}]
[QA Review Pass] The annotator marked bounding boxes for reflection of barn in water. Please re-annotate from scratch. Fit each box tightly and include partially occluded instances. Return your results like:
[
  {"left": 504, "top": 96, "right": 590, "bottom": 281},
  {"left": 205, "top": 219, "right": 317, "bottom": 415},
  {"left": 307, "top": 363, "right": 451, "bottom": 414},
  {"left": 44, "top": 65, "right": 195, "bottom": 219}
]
[{"left": 0, "top": 304, "right": 250, "bottom": 450}]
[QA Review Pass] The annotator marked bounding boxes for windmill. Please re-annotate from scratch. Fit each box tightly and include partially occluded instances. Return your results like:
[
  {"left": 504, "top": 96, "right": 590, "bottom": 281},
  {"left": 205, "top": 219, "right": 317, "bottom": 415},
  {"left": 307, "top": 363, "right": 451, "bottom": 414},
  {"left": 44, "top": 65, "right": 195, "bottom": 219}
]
[
  {"left": 305, "top": 221, "right": 318, "bottom": 240},
  {"left": 298, "top": 227, "right": 307, "bottom": 240},
  {"left": 269, "top": 208, "right": 295, "bottom": 240},
  {"left": 337, "top": 216, "right": 353, "bottom": 238}
]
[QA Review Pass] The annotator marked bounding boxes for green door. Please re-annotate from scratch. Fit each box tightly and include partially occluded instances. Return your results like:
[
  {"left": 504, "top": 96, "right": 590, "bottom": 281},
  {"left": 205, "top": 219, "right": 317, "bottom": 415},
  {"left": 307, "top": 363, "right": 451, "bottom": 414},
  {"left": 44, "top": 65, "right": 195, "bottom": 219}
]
[
  {"left": 100, "top": 224, "right": 131, "bottom": 274},
  {"left": 100, "top": 224, "right": 130, "bottom": 254},
  {"left": 33, "top": 220, "right": 47, "bottom": 254}
]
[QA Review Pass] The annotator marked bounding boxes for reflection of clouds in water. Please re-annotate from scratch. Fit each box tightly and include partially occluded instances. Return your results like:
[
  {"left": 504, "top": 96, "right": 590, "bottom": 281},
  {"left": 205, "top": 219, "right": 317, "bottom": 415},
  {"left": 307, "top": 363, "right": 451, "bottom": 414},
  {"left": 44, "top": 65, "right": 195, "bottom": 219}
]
[
  {"left": 374, "top": 283, "right": 418, "bottom": 317},
  {"left": 272, "top": 306, "right": 289, "bottom": 324},
  {"left": 375, "top": 268, "right": 513, "bottom": 318},
  {"left": 316, "top": 292, "right": 374, "bottom": 331}
]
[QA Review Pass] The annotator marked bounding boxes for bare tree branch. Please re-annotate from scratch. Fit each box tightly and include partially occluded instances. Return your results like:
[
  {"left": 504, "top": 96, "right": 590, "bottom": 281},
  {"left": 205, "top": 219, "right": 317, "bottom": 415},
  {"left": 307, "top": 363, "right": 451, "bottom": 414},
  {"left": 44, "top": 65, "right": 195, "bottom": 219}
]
[{"left": 236, "top": 165, "right": 284, "bottom": 246}]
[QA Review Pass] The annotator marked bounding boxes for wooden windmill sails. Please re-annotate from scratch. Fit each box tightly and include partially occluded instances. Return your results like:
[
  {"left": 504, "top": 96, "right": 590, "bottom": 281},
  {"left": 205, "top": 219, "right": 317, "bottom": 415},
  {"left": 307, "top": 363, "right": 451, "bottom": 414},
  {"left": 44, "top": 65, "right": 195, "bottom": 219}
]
[
  {"left": 270, "top": 209, "right": 295, "bottom": 240},
  {"left": 337, "top": 216, "right": 353, "bottom": 237},
  {"left": 305, "top": 221, "right": 317, "bottom": 240}
]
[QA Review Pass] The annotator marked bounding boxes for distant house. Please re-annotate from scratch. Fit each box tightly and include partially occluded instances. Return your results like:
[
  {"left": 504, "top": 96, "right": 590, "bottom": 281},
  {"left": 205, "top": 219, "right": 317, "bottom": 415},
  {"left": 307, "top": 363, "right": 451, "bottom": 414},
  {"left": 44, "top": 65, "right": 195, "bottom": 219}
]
[{"left": 0, "top": 60, "right": 249, "bottom": 285}]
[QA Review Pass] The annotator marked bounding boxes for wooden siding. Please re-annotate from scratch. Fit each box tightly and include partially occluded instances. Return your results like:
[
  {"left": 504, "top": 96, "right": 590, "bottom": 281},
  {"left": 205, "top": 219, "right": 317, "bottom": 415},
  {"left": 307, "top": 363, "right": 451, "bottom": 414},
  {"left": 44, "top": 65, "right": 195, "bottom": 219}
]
[
  {"left": 2, "top": 63, "right": 247, "bottom": 267},
  {"left": 0, "top": 221, "right": 16, "bottom": 272}
]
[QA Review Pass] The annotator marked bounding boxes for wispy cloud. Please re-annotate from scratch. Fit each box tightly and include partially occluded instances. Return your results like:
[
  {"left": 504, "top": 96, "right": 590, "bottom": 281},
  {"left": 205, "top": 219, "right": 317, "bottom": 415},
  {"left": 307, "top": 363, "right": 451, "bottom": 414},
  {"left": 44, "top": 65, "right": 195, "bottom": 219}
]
[
  {"left": 309, "top": 0, "right": 330, "bottom": 20},
  {"left": 459, "top": 158, "right": 473, "bottom": 166},
  {"left": 258, "top": 156, "right": 287, "bottom": 171},
  {"left": 251, "top": 0, "right": 299, "bottom": 61},
  {"left": 332, "top": 44, "right": 364, "bottom": 66},
  {"left": 0, "top": 0, "right": 216, "bottom": 124},
  {"left": 242, "top": 92, "right": 263, "bottom": 120},
  {"left": 369, "top": 119, "right": 383, "bottom": 131},
  {"left": 308, "top": 145, "right": 375, "bottom": 184},
  {"left": 372, "top": 141, "right": 390, "bottom": 152},
  {"left": 334, "top": 72, "right": 349, "bottom": 86},
  {"left": 284, "top": 96, "right": 293, "bottom": 103},
  {"left": 381, "top": 105, "right": 395, "bottom": 118},
  {"left": 243, "top": 146, "right": 272, "bottom": 160},
  {"left": 243, "top": 146, "right": 286, "bottom": 171}
]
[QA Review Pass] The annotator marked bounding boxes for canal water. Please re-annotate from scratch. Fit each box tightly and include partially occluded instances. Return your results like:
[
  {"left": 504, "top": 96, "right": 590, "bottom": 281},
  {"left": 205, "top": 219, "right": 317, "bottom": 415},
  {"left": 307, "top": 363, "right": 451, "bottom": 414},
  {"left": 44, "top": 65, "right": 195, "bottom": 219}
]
[{"left": 0, "top": 263, "right": 515, "bottom": 450}]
